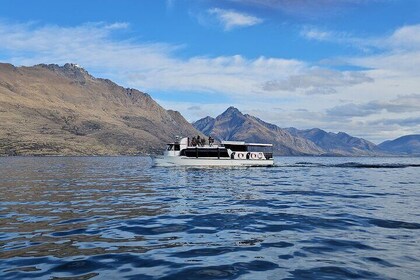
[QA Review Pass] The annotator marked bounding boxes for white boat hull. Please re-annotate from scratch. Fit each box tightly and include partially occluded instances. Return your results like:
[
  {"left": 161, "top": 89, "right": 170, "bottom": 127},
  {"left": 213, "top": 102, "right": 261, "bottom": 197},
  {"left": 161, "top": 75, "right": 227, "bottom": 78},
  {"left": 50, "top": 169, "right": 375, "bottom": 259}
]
[{"left": 153, "top": 156, "right": 274, "bottom": 167}]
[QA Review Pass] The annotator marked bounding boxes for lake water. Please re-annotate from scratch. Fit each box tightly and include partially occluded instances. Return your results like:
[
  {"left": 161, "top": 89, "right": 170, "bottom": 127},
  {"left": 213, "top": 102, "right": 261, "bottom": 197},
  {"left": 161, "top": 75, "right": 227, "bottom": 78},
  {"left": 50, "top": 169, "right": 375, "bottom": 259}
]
[{"left": 1, "top": 156, "right": 419, "bottom": 279}]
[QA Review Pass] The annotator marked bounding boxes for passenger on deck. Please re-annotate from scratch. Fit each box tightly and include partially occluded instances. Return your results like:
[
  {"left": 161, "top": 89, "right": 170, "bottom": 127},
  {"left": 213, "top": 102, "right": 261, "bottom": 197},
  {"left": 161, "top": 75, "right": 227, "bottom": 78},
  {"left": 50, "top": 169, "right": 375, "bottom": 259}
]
[
  {"left": 197, "top": 135, "right": 201, "bottom": 146},
  {"left": 191, "top": 137, "right": 197, "bottom": 146}
]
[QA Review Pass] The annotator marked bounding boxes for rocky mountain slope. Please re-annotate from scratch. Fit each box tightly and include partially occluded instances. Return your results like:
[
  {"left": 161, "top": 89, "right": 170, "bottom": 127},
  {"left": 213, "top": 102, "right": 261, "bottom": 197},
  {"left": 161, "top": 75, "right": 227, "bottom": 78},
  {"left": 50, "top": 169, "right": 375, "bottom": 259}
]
[
  {"left": 378, "top": 135, "right": 420, "bottom": 155},
  {"left": 0, "top": 63, "right": 201, "bottom": 156},
  {"left": 286, "top": 128, "right": 380, "bottom": 156},
  {"left": 193, "top": 107, "right": 382, "bottom": 156},
  {"left": 193, "top": 107, "right": 325, "bottom": 155}
]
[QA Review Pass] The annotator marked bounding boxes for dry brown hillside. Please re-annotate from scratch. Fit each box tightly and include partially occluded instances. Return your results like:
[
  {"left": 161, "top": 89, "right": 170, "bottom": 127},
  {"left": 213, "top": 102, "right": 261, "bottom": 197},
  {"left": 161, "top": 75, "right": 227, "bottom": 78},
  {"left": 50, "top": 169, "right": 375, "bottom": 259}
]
[{"left": 0, "top": 63, "right": 201, "bottom": 156}]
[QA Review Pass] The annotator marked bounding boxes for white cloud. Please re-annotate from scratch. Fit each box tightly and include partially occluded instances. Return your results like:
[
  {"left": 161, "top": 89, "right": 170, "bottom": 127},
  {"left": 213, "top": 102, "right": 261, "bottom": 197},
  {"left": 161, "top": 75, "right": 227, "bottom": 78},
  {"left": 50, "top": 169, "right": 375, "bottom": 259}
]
[
  {"left": 0, "top": 20, "right": 419, "bottom": 142},
  {"left": 300, "top": 24, "right": 420, "bottom": 53},
  {"left": 0, "top": 21, "right": 303, "bottom": 97},
  {"left": 225, "top": 0, "right": 379, "bottom": 18},
  {"left": 300, "top": 27, "right": 334, "bottom": 41},
  {"left": 299, "top": 26, "right": 375, "bottom": 52},
  {"left": 262, "top": 68, "right": 373, "bottom": 94},
  {"left": 127, "top": 55, "right": 304, "bottom": 96},
  {"left": 208, "top": 8, "right": 263, "bottom": 30},
  {"left": 370, "top": 116, "right": 420, "bottom": 127},
  {"left": 387, "top": 24, "right": 420, "bottom": 50},
  {"left": 326, "top": 94, "right": 420, "bottom": 118},
  {"left": 104, "top": 22, "right": 130, "bottom": 30}
]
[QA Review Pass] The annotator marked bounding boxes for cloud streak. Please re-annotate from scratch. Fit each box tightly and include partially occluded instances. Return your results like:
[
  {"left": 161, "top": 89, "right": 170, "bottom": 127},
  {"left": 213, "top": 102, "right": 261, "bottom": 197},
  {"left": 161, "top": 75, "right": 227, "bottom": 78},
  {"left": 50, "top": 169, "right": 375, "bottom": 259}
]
[
  {"left": 0, "top": 21, "right": 308, "bottom": 97},
  {"left": 300, "top": 24, "right": 420, "bottom": 53},
  {"left": 370, "top": 116, "right": 420, "bottom": 127},
  {"left": 208, "top": 8, "right": 263, "bottom": 30},
  {"left": 220, "top": 0, "right": 378, "bottom": 18},
  {"left": 262, "top": 68, "right": 373, "bottom": 94},
  {"left": 327, "top": 94, "right": 420, "bottom": 118}
]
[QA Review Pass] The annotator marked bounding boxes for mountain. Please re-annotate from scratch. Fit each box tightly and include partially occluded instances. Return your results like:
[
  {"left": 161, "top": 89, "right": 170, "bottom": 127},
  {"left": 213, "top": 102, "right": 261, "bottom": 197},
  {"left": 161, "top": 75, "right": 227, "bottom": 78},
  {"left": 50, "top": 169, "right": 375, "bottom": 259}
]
[
  {"left": 286, "top": 128, "right": 379, "bottom": 156},
  {"left": 193, "top": 107, "right": 383, "bottom": 156},
  {"left": 0, "top": 62, "right": 201, "bottom": 156},
  {"left": 378, "top": 135, "right": 420, "bottom": 155},
  {"left": 193, "top": 107, "right": 324, "bottom": 155}
]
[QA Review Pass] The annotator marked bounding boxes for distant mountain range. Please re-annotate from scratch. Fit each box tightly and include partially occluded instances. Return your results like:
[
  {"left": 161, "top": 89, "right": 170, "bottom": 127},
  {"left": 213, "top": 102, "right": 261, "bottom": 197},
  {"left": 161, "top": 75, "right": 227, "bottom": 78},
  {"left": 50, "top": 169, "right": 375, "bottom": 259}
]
[
  {"left": 378, "top": 135, "right": 420, "bottom": 155},
  {"left": 0, "top": 63, "right": 201, "bottom": 155},
  {"left": 193, "top": 107, "right": 324, "bottom": 155},
  {"left": 193, "top": 107, "right": 420, "bottom": 156},
  {"left": 285, "top": 127, "right": 379, "bottom": 156},
  {"left": 1, "top": 62, "right": 418, "bottom": 156}
]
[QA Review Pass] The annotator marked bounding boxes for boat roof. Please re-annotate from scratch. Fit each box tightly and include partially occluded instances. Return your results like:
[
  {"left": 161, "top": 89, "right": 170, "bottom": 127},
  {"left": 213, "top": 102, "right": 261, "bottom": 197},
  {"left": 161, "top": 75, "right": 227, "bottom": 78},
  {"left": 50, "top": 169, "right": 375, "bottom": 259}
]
[
  {"left": 222, "top": 140, "right": 273, "bottom": 147},
  {"left": 166, "top": 138, "right": 273, "bottom": 147}
]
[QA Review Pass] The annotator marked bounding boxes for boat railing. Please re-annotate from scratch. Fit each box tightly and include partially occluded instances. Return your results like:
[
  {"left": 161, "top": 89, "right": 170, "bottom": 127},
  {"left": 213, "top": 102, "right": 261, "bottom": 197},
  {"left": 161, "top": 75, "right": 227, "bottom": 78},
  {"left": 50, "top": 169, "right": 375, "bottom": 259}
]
[{"left": 187, "top": 144, "right": 221, "bottom": 148}]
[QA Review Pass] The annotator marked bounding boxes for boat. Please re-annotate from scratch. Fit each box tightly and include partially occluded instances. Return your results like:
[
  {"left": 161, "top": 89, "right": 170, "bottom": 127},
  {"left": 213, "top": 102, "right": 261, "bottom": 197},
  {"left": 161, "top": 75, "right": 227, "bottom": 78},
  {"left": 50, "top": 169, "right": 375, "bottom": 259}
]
[{"left": 153, "top": 136, "right": 274, "bottom": 166}]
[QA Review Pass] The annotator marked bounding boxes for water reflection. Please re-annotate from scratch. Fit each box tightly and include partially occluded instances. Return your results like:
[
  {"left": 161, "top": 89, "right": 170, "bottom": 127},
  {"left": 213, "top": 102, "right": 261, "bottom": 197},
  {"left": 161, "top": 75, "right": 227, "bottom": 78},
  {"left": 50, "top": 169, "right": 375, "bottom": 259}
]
[
  {"left": 0, "top": 157, "right": 162, "bottom": 262},
  {"left": 1, "top": 156, "right": 419, "bottom": 279}
]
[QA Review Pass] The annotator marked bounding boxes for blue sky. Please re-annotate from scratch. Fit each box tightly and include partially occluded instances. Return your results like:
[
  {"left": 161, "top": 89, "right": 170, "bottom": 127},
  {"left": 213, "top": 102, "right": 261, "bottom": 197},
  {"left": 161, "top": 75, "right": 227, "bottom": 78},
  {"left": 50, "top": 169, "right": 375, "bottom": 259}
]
[{"left": 1, "top": 0, "right": 419, "bottom": 142}]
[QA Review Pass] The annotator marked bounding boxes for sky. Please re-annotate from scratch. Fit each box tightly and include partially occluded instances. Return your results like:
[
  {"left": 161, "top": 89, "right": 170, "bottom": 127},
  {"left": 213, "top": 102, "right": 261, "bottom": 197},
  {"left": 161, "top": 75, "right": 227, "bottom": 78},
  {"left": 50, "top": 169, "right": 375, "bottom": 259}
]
[{"left": 0, "top": 0, "right": 419, "bottom": 143}]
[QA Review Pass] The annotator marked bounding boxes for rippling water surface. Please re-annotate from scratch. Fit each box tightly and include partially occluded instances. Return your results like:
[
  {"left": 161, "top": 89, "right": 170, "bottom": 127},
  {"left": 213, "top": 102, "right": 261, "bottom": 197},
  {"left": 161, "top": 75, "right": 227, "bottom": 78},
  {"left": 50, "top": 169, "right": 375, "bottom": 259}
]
[{"left": 1, "top": 156, "right": 419, "bottom": 279}]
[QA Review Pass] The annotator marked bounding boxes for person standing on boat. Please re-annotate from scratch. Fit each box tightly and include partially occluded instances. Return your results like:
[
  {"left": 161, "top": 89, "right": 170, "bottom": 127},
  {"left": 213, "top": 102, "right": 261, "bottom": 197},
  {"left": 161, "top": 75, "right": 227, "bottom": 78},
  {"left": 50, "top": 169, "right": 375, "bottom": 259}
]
[
  {"left": 209, "top": 136, "right": 213, "bottom": 147},
  {"left": 197, "top": 135, "right": 201, "bottom": 146}
]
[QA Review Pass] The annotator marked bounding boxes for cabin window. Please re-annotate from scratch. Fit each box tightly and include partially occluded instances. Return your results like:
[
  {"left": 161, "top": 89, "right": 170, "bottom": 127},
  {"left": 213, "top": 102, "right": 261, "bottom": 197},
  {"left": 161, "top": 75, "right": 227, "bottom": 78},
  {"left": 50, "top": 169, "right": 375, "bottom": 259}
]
[
  {"left": 182, "top": 148, "right": 229, "bottom": 158},
  {"left": 166, "top": 144, "right": 174, "bottom": 151},
  {"left": 248, "top": 146, "right": 272, "bottom": 153},
  {"left": 248, "top": 145, "right": 273, "bottom": 159},
  {"left": 174, "top": 144, "right": 180, "bottom": 151},
  {"left": 223, "top": 144, "right": 247, "bottom": 152}
]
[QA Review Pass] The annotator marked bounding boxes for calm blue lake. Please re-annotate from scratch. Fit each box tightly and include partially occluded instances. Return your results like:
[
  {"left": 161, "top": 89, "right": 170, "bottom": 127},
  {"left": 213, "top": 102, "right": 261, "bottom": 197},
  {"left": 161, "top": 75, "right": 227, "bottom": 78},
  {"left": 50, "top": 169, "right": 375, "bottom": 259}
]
[{"left": 1, "top": 156, "right": 419, "bottom": 279}]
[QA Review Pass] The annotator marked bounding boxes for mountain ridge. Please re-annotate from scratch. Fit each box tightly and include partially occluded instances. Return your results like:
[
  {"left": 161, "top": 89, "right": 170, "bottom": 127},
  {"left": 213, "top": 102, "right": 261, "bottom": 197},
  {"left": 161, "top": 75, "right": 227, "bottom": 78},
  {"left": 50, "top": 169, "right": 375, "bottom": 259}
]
[
  {"left": 193, "top": 107, "right": 393, "bottom": 156},
  {"left": 286, "top": 127, "right": 379, "bottom": 156},
  {"left": 378, "top": 134, "right": 420, "bottom": 155},
  {"left": 193, "top": 107, "right": 325, "bottom": 156},
  {"left": 0, "top": 62, "right": 201, "bottom": 156},
  {"left": 1, "top": 62, "right": 417, "bottom": 157}
]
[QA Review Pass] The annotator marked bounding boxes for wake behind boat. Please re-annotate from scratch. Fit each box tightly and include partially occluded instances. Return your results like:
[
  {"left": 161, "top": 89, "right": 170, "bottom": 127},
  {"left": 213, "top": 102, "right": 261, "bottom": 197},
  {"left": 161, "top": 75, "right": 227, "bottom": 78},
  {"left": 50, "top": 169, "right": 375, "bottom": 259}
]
[{"left": 153, "top": 136, "right": 274, "bottom": 166}]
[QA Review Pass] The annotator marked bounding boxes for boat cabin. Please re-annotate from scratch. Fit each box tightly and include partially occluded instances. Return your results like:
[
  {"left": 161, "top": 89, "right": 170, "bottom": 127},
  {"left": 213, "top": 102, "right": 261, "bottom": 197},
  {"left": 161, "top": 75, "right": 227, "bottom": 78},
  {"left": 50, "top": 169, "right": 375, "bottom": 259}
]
[
  {"left": 222, "top": 141, "right": 273, "bottom": 160},
  {"left": 164, "top": 137, "right": 273, "bottom": 160}
]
